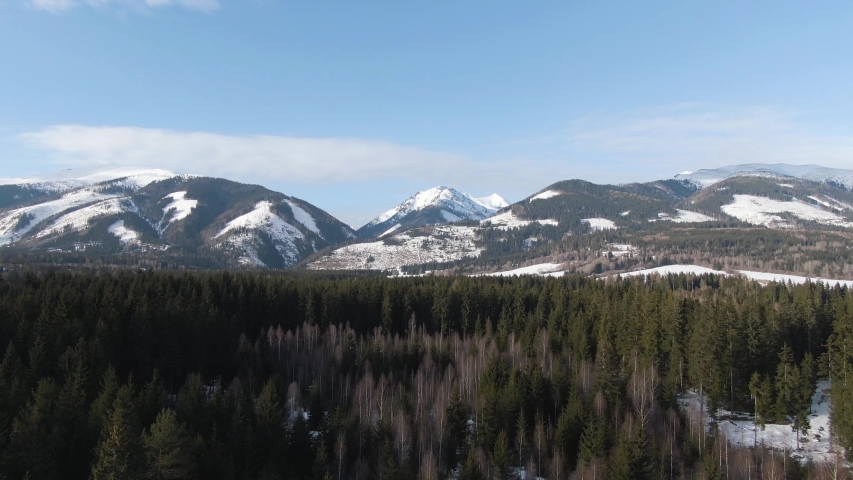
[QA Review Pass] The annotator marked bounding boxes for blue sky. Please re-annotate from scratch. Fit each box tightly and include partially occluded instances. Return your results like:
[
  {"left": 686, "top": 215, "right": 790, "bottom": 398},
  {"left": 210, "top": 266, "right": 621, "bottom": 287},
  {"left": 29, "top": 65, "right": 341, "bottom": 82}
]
[{"left": 2, "top": 1, "right": 853, "bottom": 227}]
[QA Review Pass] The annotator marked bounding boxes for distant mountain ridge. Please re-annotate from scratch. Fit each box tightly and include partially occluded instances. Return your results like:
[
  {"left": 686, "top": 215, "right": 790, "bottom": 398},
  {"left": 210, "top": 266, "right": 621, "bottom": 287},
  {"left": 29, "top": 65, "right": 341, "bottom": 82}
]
[
  {"left": 674, "top": 164, "right": 853, "bottom": 190},
  {"left": 356, "top": 186, "right": 508, "bottom": 238},
  {"left": 0, "top": 165, "right": 355, "bottom": 269}
]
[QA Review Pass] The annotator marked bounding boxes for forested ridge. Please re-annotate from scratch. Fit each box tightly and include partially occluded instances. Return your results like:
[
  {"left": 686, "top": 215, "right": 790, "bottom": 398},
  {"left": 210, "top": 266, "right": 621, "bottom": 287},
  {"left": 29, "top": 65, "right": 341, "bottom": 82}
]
[{"left": 1, "top": 270, "right": 852, "bottom": 479}]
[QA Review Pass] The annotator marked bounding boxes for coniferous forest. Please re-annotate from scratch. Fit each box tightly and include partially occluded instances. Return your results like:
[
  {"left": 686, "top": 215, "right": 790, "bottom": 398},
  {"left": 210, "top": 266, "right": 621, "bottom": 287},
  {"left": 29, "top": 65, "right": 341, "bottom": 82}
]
[{"left": 1, "top": 269, "right": 853, "bottom": 479}]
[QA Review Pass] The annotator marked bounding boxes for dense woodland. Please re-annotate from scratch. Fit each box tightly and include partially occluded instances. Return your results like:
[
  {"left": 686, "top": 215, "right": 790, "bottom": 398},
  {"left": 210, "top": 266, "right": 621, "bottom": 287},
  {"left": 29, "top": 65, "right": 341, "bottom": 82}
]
[{"left": 1, "top": 270, "right": 853, "bottom": 479}]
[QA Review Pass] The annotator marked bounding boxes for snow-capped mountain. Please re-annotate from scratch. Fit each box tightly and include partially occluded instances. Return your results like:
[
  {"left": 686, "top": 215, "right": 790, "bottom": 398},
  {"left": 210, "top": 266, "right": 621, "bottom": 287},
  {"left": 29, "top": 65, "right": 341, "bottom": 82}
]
[
  {"left": 674, "top": 164, "right": 853, "bottom": 190},
  {"left": 0, "top": 166, "right": 355, "bottom": 269},
  {"left": 357, "top": 186, "right": 508, "bottom": 238}
]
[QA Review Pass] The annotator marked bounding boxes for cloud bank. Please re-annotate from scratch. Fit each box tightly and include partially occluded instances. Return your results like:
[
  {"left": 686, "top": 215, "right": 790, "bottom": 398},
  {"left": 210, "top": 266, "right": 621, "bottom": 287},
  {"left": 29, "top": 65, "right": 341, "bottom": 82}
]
[
  {"left": 29, "top": 0, "right": 219, "bottom": 14},
  {"left": 20, "top": 125, "right": 512, "bottom": 185}
]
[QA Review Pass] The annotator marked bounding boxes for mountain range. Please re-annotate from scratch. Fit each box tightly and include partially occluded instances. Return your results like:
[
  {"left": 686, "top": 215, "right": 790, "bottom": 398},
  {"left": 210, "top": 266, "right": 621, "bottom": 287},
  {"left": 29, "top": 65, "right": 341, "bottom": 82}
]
[{"left": 2, "top": 163, "right": 853, "bottom": 277}]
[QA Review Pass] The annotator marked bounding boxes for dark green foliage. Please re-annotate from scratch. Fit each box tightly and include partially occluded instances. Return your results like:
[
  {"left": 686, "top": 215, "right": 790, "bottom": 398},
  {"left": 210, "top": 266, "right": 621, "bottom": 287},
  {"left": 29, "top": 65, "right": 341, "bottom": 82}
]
[{"left": 0, "top": 269, "right": 845, "bottom": 479}]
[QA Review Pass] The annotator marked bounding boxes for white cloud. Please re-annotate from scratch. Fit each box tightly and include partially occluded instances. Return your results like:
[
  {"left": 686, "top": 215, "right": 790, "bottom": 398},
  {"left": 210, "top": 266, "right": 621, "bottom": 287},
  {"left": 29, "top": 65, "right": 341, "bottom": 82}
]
[
  {"left": 560, "top": 105, "right": 853, "bottom": 174},
  {"left": 28, "top": 0, "right": 219, "bottom": 13},
  {"left": 20, "top": 125, "right": 515, "bottom": 185}
]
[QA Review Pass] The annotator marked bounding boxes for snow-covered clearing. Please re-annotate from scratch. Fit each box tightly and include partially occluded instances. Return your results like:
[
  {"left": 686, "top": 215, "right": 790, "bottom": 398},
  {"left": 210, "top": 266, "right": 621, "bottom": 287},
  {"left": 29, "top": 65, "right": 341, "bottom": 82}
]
[
  {"left": 581, "top": 218, "right": 617, "bottom": 231},
  {"left": 284, "top": 200, "right": 322, "bottom": 237},
  {"left": 779, "top": 183, "right": 794, "bottom": 188},
  {"left": 308, "top": 225, "right": 482, "bottom": 271},
  {"left": 108, "top": 220, "right": 139, "bottom": 244},
  {"left": 721, "top": 195, "right": 853, "bottom": 229},
  {"left": 808, "top": 196, "right": 843, "bottom": 211},
  {"left": 162, "top": 192, "right": 197, "bottom": 223},
  {"left": 680, "top": 381, "right": 846, "bottom": 465},
  {"left": 601, "top": 243, "right": 638, "bottom": 258},
  {"left": 655, "top": 209, "right": 715, "bottom": 223},
  {"left": 35, "top": 198, "right": 130, "bottom": 238},
  {"left": 620, "top": 211, "right": 631, "bottom": 216},
  {"left": 483, "top": 211, "right": 558, "bottom": 230},
  {"left": 617, "top": 265, "right": 728, "bottom": 278},
  {"left": 0, "top": 188, "right": 120, "bottom": 245},
  {"left": 529, "top": 190, "right": 562, "bottom": 202},
  {"left": 483, "top": 263, "right": 564, "bottom": 277},
  {"left": 739, "top": 270, "right": 853, "bottom": 288}
]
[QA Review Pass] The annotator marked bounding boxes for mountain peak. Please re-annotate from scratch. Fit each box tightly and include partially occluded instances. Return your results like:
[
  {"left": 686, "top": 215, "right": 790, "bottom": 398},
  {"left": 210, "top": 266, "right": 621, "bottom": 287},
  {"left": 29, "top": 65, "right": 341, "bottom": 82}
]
[{"left": 358, "top": 186, "right": 507, "bottom": 238}]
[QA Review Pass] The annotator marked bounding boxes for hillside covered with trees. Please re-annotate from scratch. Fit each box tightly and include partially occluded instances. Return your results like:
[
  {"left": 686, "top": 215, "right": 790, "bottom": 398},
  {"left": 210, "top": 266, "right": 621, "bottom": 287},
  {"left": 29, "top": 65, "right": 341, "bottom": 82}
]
[{"left": 0, "top": 270, "right": 852, "bottom": 479}]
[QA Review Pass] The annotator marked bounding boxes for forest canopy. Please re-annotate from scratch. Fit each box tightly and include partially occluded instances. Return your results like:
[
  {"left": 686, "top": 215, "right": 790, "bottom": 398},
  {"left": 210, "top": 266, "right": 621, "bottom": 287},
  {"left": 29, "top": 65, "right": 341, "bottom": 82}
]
[{"left": 0, "top": 269, "right": 851, "bottom": 479}]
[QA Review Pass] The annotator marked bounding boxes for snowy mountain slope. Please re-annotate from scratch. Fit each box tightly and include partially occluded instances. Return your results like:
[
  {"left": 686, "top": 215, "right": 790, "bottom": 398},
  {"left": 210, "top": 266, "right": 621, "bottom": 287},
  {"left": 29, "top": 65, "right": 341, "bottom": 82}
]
[
  {"left": 307, "top": 225, "right": 482, "bottom": 272},
  {"left": 674, "top": 164, "right": 853, "bottom": 190},
  {"left": 0, "top": 167, "right": 356, "bottom": 269},
  {"left": 357, "top": 187, "right": 507, "bottom": 238},
  {"left": 0, "top": 164, "right": 178, "bottom": 193},
  {"left": 721, "top": 194, "right": 853, "bottom": 229}
]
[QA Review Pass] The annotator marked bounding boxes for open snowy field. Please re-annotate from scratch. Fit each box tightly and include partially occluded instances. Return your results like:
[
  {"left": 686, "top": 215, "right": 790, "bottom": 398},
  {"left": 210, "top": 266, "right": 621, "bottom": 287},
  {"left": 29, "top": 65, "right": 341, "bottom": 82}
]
[
  {"left": 721, "top": 195, "right": 853, "bottom": 229},
  {"left": 482, "top": 262, "right": 564, "bottom": 277},
  {"left": 483, "top": 210, "right": 558, "bottom": 230},
  {"left": 581, "top": 218, "right": 617, "bottom": 231},
  {"left": 655, "top": 209, "right": 716, "bottom": 223},
  {"left": 618, "top": 265, "right": 728, "bottom": 277}
]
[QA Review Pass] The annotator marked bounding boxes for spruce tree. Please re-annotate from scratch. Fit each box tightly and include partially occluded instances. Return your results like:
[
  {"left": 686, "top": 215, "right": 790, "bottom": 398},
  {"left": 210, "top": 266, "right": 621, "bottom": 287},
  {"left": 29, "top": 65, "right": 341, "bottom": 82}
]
[
  {"left": 91, "top": 384, "right": 143, "bottom": 480},
  {"left": 143, "top": 409, "right": 195, "bottom": 479},
  {"left": 492, "top": 430, "right": 510, "bottom": 480}
]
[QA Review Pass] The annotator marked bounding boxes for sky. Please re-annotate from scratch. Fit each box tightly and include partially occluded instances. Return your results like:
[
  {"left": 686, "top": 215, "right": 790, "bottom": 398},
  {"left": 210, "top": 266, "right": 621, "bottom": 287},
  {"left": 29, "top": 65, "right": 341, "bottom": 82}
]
[{"left": 1, "top": 1, "right": 853, "bottom": 227}]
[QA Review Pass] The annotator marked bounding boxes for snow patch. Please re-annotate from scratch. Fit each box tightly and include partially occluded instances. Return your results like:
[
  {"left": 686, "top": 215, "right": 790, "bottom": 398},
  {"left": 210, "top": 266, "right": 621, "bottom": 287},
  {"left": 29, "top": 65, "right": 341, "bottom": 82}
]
[
  {"left": 474, "top": 193, "right": 509, "bottom": 210},
  {"left": 529, "top": 190, "right": 562, "bottom": 202},
  {"left": 284, "top": 200, "right": 322, "bottom": 237},
  {"left": 656, "top": 209, "right": 715, "bottom": 223},
  {"left": 618, "top": 265, "right": 728, "bottom": 278},
  {"left": 108, "top": 220, "right": 139, "bottom": 244},
  {"left": 738, "top": 270, "right": 853, "bottom": 288},
  {"left": 366, "top": 187, "right": 506, "bottom": 229},
  {"left": 483, "top": 262, "right": 564, "bottom": 277},
  {"left": 581, "top": 218, "right": 617, "bottom": 231},
  {"left": 680, "top": 381, "right": 846, "bottom": 466},
  {"left": 721, "top": 195, "right": 853, "bottom": 229},
  {"left": 162, "top": 192, "right": 197, "bottom": 224},
  {"left": 378, "top": 224, "right": 402, "bottom": 238},
  {"left": 440, "top": 210, "right": 462, "bottom": 222},
  {"left": 483, "top": 210, "right": 558, "bottom": 230}
]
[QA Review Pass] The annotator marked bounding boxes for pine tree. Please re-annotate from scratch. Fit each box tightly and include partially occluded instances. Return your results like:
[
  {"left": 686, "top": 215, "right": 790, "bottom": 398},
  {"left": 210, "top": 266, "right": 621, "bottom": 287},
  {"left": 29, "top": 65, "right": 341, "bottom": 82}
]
[
  {"left": 458, "top": 446, "right": 484, "bottom": 480},
  {"left": 143, "top": 409, "right": 195, "bottom": 479},
  {"left": 91, "top": 384, "right": 143, "bottom": 480},
  {"left": 492, "top": 430, "right": 510, "bottom": 480}
]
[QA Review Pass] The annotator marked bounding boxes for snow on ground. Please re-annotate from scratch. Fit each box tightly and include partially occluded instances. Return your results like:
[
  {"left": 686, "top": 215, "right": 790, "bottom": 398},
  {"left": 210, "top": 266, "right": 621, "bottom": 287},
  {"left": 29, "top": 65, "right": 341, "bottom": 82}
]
[
  {"left": 284, "top": 200, "right": 322, "bottom": 237},
  {"left": 601, "top": 244, "right": 638, "bottom": 257},
  {"left": 618, "top": 265, "right": 729, "bottom": 278},
  {"left": 655, "top": 209, "right": 715, "bottom": 223},
  {"left": 162, "top": 192, "right": 197, "bottom": 223},
  {"left": 808, "top": 196, "right": 843, "bottom": 211},
  {"left": 108, "top": 220, "right": 139, "bottom": 244},
  {"left": 620, "top": 211, "right": 631, "bottom": 216},
  {"left": 778, "top": 183, "right": 794, "bottom": 188},
  {"left": 483, "top": 210, "right": 558, "bottom": 230},
  {"left": 215, "top": 201, "right": 306, "bottom": 267},
  {"left": 739, "top": 270, "right": 853, "bottom": 288},
  {"left": 721, "top": 195, "right": 853, "bottom": 229},
  {"left": 0, "top": 188, "right": 120, "bottom": 245},
  {"left": 441, "top": 210, "right": 462, "bottom": 222},
  {"left": 0, "top": 165, "right": 177, "bottom": 193},
  {"left": 35, "top": 198, "right": 129, "bottom": 238},
  {"left": 529, "top": 190, "right": 562, "bottom": 202},
  {"left": 680, "top": 381, "right": 846, "bottom": 466},
  {"left": 307, "top": 225, "right": 482, "bottom": 271},
  {"left": 378, "top": 224, "right": 402, "bottom": 238},
  {"left": 474, "top": 193, "right": 510, "bottom": 210},
  {"left": 483, "top": 262, "right": 563, "bottom": 277},
  {"left": 581, "top": 218, "right": 617, "bottom": 231}
]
